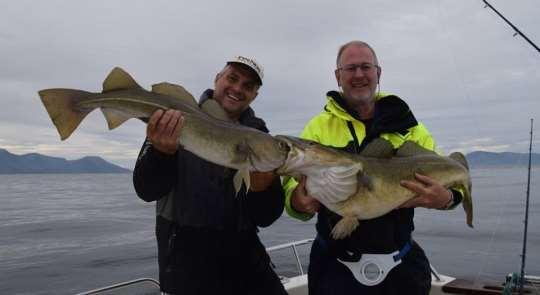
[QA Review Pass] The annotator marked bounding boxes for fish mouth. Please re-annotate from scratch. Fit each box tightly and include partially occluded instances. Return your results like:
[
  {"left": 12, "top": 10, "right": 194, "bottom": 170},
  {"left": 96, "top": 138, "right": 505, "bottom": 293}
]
[
  {"left": 275, "top": 135, "right": 310, "bottom": 149},
  {"left": 274, "top": 135, "right": 307, "bottom": 176}
]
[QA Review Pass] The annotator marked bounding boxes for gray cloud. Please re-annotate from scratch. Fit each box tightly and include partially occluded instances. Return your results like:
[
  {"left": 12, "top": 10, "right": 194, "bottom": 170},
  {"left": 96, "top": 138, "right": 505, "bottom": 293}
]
[{"left": 1, "top": 0, "right": 539, "bottom": 168}]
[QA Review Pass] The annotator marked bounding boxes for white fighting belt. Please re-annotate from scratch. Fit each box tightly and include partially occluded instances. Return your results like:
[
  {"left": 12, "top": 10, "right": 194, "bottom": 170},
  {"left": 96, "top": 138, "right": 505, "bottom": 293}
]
[{"left": 337, "top": 241, "right": 412, "bottom": 286}]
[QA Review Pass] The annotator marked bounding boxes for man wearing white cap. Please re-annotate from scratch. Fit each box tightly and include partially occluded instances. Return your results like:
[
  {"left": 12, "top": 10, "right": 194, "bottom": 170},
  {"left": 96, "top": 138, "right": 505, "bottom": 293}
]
[{"left": 134, "top": 56, "right": 287, "bottom": 295}]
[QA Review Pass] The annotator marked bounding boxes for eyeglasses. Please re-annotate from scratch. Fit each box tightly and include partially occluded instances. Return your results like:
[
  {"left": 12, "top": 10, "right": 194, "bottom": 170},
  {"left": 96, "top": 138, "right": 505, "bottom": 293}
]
[{"left": 337, "top": 63, "right": 379, "bottom": 74}]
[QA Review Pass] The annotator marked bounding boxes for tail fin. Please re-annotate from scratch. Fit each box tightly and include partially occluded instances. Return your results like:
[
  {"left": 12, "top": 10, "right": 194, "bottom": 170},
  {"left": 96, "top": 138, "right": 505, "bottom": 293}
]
[
  {"left": 38, "top": 89, "right": 94, "bottom": 140},
  {"left": 461, "top": 183, "right": 474, "bottom": 228},
  {"left": 448, "top": 152, "right": 473, "bottom": 227},
  {"left": 453, "top": 180, "right": 473, "bottom": 228}
]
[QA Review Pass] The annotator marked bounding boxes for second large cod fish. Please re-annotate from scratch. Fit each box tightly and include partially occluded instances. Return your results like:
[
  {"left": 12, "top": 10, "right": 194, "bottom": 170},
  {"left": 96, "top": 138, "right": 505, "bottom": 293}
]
[
  {"left": 276, "top": 135, "right": 472, "bottom": 239},
  {"left": 39, "top": 67, "right": 289, "bottom": 192}
]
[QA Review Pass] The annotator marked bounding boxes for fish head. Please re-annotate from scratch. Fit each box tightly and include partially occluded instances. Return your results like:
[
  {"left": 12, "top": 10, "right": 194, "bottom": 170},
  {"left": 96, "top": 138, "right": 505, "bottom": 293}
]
[
  {"left": 236, "top": 131, "right": 290, "bottom": 172},
  {"left": 274, "top": 135, "right": 364, "bottom": 205},
  {"left": 274, "top": 135, "right": 359, "bottom": 177}
]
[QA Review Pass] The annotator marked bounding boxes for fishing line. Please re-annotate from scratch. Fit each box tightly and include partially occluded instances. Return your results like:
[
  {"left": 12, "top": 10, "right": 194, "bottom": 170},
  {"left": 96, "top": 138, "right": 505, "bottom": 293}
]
[
  {"left": 435, "top": 0, "right": 474, "bottom": 119},
  {"left": 477, "top": 188, "right": 507, "bottom": 280},
  {"left": 435, "top": 0, "right": 502, "bottom": 284}
]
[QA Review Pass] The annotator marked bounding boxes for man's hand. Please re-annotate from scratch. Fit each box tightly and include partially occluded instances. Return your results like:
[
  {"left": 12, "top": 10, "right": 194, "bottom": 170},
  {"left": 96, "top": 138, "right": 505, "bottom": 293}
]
[
  {"left": 291, "top": 176, "right": 321, "bottom": 214},
  {"left": 250, "top": 171, "right": 276, "bottom": 192},
  {"left": 399, "top": 173, "right": 452, "bottom": 209},
  {"left": 147, "top": 109, "right": 184, "bottom": 155}
]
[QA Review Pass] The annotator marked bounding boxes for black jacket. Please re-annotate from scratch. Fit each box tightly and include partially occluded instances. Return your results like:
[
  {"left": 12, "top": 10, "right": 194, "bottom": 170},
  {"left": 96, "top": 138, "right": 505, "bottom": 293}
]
[{"left": 133, "top": 89, "right": 286, "bottom": 294}]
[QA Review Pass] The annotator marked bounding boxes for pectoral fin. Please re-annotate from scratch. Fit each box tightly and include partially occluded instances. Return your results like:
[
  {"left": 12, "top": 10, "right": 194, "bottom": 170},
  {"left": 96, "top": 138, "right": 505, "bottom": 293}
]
[
  {"left": 233, "top": 168, "right": 251, "bottom": 196},
  {"left": 307, "top": 163, "right": 363, "bottom": 204}
]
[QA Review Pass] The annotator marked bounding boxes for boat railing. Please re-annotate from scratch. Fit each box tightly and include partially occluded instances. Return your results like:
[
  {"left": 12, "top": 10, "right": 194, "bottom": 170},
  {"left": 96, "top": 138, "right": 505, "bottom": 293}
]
[
  {"left": 74, "top": 277, "right": 160, "bottom": 295},
  {"left": 430, "top": 264, "right": 442, "bottom": 282},
  {"left": 266, "top": 238, "right": 314, "bottom": 277}
]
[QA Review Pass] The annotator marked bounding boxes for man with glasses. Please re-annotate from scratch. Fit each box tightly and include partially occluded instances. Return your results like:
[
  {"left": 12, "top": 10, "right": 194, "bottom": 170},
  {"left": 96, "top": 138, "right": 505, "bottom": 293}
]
[{"left": 283, "top": 41, "right": 463, "bottom": 294}]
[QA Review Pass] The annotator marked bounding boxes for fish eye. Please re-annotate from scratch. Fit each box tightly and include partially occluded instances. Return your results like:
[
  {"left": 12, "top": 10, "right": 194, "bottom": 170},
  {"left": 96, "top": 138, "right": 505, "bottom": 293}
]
[{"left": 278, "top": 141, "right": 290, "bottom": 152}]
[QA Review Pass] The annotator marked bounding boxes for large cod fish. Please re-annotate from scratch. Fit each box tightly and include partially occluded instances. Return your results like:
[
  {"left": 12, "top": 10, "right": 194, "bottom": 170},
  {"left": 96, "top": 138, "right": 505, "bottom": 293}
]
[
  {"left": 275, "top": 135, "right": 473, "bottom": 239},
  {"left": 39, "top": 67, "right": 289, "bottom": 192}
]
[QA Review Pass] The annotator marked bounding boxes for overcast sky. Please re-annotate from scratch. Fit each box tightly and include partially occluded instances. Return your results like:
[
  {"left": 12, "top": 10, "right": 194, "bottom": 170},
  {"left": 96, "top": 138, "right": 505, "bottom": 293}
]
[{"left": 1, "top": 0, "right": 539, "bottom": 169}]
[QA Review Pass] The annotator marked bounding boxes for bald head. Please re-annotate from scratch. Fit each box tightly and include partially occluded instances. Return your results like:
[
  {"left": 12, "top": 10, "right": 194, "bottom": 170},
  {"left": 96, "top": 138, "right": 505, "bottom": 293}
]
[{"left": 336, "top": 40, "right": 379, "bottom": 68}]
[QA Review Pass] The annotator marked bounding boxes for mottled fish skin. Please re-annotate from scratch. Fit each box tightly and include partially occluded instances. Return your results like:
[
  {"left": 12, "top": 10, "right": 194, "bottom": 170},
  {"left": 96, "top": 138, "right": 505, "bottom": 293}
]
[
  {"left": 275, "top": 135, "right": 472, "bottom": 239},
  {"left": 39, "top": 67, "right": 289, "bottom": 193}
]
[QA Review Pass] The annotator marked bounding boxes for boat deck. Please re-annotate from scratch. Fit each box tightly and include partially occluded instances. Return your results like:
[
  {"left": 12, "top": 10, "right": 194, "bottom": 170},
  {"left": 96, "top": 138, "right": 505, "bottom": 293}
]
[
  {"left": 74, "top": 240, "right": 539, "bottom": 295},
  {"left": 442, "top": 276, "right": 540, "bottom": 295}
]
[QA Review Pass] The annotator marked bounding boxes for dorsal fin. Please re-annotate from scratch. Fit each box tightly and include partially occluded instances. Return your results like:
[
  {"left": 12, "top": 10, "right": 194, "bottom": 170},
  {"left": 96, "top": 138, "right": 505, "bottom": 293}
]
[
  {"left": 102, "top": 67, "right": 142, "bottom": 92},
  {"left": 151, "top": 82, "right": 198, "bottom": 108},
  {"left": 449, "top": 152, "right": 469, "bottom": 170},
  {"left": 200, "top": 99, "right": 231, "bottom": 122},
  {"left": 395, "top": 141, "right": 436, "bottom": 157},
  {"left": 360, "top": 138, "right": 395, "bottom": 158}
]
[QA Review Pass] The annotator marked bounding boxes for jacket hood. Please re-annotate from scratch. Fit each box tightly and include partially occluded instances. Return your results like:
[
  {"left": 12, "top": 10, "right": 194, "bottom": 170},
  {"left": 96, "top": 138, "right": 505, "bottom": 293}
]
[{"left": 324, "top": 90, "right": 418, "bottom": 136}]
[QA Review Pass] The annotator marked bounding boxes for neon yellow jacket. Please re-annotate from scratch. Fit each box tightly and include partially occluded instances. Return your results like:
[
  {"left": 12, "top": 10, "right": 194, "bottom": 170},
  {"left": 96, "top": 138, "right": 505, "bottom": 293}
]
[{"left": 283, "top": 92, "right": 437, "bottom": 221}]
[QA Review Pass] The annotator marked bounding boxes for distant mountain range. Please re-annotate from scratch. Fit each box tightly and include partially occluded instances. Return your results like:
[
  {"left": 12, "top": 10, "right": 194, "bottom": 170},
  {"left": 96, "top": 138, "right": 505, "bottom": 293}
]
[
  {"left": 0, "top": 148, "right": 538, "bottom": 174},
  {"left": 466, "top": 151, "right": 540, "bottom": 168},
  {"left": 0, "top": 148, "right": 131, "bottom": 174}
]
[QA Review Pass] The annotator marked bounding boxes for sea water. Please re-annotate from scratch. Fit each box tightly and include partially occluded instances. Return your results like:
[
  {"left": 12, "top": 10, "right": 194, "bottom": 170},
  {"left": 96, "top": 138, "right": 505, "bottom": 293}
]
[{"left": 1, "top": 167, "right": 539, "bottom": 294}]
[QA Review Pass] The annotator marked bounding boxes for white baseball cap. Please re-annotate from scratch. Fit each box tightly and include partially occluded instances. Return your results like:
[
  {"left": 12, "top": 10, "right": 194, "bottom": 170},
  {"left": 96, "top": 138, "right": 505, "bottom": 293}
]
[{"left": 227, "top": 55, "right": 264, "bottom": 85}]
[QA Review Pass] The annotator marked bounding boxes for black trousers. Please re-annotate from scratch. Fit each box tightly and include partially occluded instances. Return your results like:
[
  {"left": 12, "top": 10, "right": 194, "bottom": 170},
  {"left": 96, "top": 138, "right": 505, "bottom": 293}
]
[
  {"left": 157, "top": 224, "right": 287, "bottom": 295},
  {"left": 308, "top": 236, "right": 431, "bottom": 295}
]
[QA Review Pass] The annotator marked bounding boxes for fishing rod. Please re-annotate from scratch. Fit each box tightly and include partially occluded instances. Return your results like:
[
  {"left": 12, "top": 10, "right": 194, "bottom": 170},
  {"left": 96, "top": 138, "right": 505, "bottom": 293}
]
[
  {"left": 519, "top": 119, "right": 533, "bottom": 295},
  {"left": 482, "top": 0, "right": 540, "bottom": 53}
]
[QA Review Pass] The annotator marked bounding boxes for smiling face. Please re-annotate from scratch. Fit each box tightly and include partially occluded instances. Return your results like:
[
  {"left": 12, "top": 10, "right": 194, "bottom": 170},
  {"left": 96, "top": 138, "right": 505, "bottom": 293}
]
[
  {"left": 213, "top": 63, "right": 260, "bottom": 120},
  {"left": 335, "top": 44, "right": 381, "bottom": 110}
]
